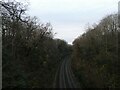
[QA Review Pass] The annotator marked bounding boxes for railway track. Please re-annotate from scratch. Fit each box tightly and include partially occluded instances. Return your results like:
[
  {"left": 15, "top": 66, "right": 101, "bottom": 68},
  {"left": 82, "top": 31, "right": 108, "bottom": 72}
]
[{"left": 53, "top": 57, "right": 79, "bottom": 88}]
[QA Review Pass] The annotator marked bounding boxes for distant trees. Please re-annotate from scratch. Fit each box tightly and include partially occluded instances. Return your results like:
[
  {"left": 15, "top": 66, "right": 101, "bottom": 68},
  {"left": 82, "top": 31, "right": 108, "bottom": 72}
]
[
  {"left": 2, "top": 0, "right": 71, "bottom": 88},
  {"left": 72, "top": 14, "right": 120, "bottom": 88},
  {"left": 54, "top": 39, "right": 72, "bottom": 59}
]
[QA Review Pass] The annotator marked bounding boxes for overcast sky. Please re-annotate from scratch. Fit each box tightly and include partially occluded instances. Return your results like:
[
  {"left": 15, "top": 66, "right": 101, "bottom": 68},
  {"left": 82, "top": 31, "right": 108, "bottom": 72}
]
[{"left": 24, "top": 0, "right": 118, "bottom": 44}]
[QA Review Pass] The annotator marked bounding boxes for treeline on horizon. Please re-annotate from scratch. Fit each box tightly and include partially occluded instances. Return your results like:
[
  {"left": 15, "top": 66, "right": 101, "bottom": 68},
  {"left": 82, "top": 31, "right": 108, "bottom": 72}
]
[{"left": 2, "top": 0, "right": 120, "bottom": 88}]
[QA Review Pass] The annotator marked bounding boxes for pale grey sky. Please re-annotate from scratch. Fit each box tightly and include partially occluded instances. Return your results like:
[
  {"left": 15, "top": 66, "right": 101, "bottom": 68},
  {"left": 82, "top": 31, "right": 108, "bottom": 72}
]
[{"left": 21, "top": 0, "right": 118, "bottom": 44}]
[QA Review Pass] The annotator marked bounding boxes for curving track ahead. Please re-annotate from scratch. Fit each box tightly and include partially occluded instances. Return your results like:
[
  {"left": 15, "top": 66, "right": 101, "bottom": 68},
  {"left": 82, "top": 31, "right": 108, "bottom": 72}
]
[{"left": 53, "top": 57, "right": 79, "bottom": 88}]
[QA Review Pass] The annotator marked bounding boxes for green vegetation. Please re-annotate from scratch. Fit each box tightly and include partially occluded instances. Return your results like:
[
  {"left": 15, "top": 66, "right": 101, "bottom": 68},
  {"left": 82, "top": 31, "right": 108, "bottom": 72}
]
[
  {"left": 2, "top": 1, "right": 71, "bottom": 88},
  {"left": 72, "top": 14, "right": 120, "bottom": 88}
]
